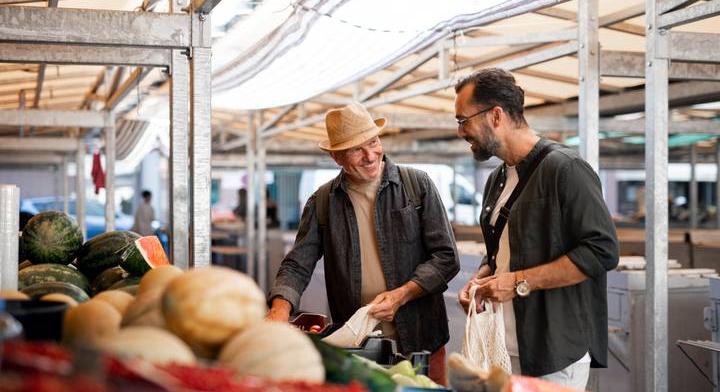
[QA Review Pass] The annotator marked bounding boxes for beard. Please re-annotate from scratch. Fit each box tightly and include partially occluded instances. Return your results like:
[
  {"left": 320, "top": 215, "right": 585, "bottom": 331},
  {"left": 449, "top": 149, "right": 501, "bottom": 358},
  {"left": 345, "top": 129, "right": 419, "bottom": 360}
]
[{"left": 468, "top": 127, "right": 500, "bottom": 162}]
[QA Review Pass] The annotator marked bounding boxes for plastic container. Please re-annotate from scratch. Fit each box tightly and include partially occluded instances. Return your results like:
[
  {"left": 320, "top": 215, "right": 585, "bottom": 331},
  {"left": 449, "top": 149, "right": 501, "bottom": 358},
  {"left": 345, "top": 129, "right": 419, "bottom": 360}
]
[
  {"left": 2, "top": 299, "right": 68, "bottom": 341},
  {"left": 291, "top": 312, "right": 331, "bottom": 335}
]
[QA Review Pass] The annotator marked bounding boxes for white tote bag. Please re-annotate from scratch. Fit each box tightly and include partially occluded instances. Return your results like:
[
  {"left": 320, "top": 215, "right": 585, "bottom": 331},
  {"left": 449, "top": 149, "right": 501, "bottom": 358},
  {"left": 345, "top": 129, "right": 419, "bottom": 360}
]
[{"left": 461, "top": 285, "right": 512, "bottom": 375}]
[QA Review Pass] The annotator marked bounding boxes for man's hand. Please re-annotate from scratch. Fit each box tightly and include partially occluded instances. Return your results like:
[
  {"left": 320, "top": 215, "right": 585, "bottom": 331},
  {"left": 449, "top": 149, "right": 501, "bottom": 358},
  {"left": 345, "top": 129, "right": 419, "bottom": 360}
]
[
  {"left": 266, "top": 297, "right": 292, "bottom": 322},
  {"left": 476, "top": 272, "right": 517, "bottom": 303},
  {"left": 368, "top": 281, "right": 424, "bottom": 322},
  {"left": 458, "top": 265, "right": 493, "bottom": 313}
]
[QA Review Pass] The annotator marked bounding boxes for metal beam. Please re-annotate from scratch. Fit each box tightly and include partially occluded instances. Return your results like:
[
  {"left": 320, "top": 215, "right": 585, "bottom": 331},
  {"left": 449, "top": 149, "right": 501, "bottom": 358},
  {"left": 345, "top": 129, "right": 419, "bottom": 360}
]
[
  {"left": 660, "top": 32, "right": 720, "bottom": 64},
  {"left": 598, "top": 3, "right": 645, "bottom": 26},
  {"left": 33, "top": 65, "right": 46, "bottom": 108},
  {"left": 0, "top": 43, "right": 171, "bottom": 67},
  {"left": 0, "top": 152, "right": 64, "bottom": 165},
  {"left": 246, "top": 112, "right": 257, "bottom": 280},
  {"left": 0, "top": 6, "right": 190, "bottom": 48},
  {"left": 170, "top": 50, "right": 189, "bottom": 268},
  {"left": 601, "top": 50, "right": 720, "bottom": 80},
  {"left": 75, "top": 137, "right": 86, "bottom": 237},
  {"left": 658, "top": 0, "right": 700, "bottom": 14},
  {"left": 0, "top": 137, "right": 78, "bottom": 152},
  {"left": 535, "top": 6, "right": 645, "bottom": 36},
  {"left": 105, "top": 122, "right": 116, "bottom": 231},
  {"left": 359, "top": 46, "right": 439, "bottom": 102},
  {"left": 578, "top": 0, "right": 600, "bottom": 172},
  {"left": 526, "top": 81, "right": 720, "bottom": 116},
  {"left": 0, "top": 109, "right": 111, "bottom": 128},
  {"left": 194, "top": 0, "right": 223, "bottom": 15},
  {"left": 190, "top": 47, "right": 212, "bottom": 268},
  {"left": 106, "top": 67, "right": 152, "bottom": 111},
  {"left": 257, "top": 117, "right": 267, "bottom": 292},
  {"left": 659, "top": 0, "right": 720, "bottom": 28},
  {"left": 645, "top": 0, "right": 669, "bottom": 390},
  {"left": 690, "top": 143, "right": 698, "bottom": 229},
  {"left": 451, "top": 30, "right": 577, "bottom": 47}
]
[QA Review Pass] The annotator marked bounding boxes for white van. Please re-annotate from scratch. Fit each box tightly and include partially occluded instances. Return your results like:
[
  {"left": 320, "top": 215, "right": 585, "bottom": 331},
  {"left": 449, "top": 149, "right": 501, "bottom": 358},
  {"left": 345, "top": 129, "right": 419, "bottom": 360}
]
[{"left": 298, "top": 164, "right": 481, "bottom": 225}]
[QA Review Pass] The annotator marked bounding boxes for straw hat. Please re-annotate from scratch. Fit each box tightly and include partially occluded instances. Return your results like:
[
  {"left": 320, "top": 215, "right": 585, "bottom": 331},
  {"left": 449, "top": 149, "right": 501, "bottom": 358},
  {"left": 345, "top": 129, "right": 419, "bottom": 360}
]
[{"left": 318, "top": 102, "right": 386, "bottom": 151}]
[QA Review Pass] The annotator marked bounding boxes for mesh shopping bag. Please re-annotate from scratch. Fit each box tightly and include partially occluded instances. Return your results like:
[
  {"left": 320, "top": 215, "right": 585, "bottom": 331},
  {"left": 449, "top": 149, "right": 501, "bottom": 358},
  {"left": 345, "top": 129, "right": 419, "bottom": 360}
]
[{"left": 461, "top": 285, "right": 512, "bottom": 374}]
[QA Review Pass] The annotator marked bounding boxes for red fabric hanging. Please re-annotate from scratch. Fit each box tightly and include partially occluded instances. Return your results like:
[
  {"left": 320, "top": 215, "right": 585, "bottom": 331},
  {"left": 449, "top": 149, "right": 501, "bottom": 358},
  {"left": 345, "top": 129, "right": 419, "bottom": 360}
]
[{"left": 91, "top": 152, "right": 105, "bottom": 194}]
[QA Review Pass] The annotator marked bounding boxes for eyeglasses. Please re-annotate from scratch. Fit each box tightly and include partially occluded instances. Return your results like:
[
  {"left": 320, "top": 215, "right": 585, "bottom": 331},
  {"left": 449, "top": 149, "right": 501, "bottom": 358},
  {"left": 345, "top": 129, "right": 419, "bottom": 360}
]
[{"left": 456, "top": 106, "right": 494, "bottom": 128}]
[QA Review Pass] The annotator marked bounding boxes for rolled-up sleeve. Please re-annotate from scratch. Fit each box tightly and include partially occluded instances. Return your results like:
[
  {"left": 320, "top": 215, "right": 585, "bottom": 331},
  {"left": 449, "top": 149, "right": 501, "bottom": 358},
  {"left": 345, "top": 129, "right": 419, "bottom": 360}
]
[
  {"left": 559, "top": 159, "right": 619, "bottom": 279},
  {"left": 268, "top": 194, "right": 323, "bottom": 312},
  {"left": 411, "top": 173, "right": 460, "bottom": 294}
]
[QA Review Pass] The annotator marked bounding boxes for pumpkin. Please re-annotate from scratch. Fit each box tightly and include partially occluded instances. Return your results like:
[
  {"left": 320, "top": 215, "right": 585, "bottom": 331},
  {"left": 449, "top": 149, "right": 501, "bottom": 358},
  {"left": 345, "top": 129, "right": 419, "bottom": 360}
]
[
  {"left": 137, "top": 265, "right": 183, "bottom": 295},
  {"left": 93, "top": 290, "right": 134, "bottom": 315},
  {"left": 97, "top": 326, "right": 195, "bottom": 365},
  {"left": 218, "top": 321, "right": 325, "bottom": 383},
  {"left": 121, "top": 288, "right": 165, "bottom": 328},
  {"left": 41, "top": 293, "right": 78, "bottom": 307},
  {"left": 63, "top": 300, "right": 121, "bottom": 347},
  {"left": 162, "top": 266, "right": 266, "bottom": 357}
]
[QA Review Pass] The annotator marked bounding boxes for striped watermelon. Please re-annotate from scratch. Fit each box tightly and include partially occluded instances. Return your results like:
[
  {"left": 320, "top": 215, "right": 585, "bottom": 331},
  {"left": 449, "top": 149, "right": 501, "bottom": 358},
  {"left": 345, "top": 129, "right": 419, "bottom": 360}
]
[
  {"left": 20, "top": 211, "right": 83, "bottom": 265},
  {"left": 91, "top": 266, "right": 128, "bottom": 295},
  {"left": 76, "top": 231, "right": 140, "bottom": 280},
  {"left": 22, "top": 281, "right": 90, "bottom": 303},
  {"left": 120, "top": 236, "right": 170, "bottom": 276},
  {"left": 19, "top": 264, "right": 91, "bottom": 294}
]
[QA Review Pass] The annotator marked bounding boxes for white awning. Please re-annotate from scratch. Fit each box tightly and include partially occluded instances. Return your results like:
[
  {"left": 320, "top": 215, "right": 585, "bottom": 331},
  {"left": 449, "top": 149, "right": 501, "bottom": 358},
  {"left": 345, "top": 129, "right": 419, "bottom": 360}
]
[{"left": 212, "top": 0, "right": 551, "bottom": 110}]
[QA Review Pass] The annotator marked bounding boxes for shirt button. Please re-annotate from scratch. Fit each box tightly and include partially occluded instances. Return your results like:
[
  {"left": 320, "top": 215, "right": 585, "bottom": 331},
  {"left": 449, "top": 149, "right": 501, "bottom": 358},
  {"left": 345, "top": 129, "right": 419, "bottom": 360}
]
[
  {"left": 500, "top": 183, "right": 504, "bottom": 187},
  {"left": 485, "top": 206, "right": 491, "bottom": 212}
]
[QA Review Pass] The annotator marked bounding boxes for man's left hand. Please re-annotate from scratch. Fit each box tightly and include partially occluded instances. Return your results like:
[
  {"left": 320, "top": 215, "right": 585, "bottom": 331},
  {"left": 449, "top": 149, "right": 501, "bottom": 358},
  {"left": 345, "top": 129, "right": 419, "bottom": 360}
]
[
  {"left": 368, "top": 288, "right": 407, "bottom": 322},
  {"left": 476, "top": 272, "right": 516, "bottom": 302}
]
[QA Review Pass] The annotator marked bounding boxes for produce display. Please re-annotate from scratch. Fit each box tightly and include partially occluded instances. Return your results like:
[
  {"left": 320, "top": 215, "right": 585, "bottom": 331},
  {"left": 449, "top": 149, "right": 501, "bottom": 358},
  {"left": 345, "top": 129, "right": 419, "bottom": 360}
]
[
  {"left": 19, "top": 263, "right": 91, "bottom": 293},
  {"left": 76, "top": 230, "right": 140, "bottom": 279}
]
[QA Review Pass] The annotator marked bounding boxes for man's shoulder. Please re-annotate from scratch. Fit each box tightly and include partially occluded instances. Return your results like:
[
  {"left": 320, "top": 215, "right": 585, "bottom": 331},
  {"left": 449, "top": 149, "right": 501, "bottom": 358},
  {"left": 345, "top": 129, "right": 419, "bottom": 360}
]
[{"left": 542, "top": 143, "right": 586, "bottom": 171}]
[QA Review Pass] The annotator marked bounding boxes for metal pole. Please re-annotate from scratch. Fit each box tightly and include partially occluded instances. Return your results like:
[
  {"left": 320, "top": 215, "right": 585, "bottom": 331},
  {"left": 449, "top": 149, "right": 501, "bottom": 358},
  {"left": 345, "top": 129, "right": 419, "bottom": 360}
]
[
  {"left": 170, "top": 50, "right": 189, "bottom": 268},
  {"left": 645, "top": 0, "right": 669, "bottom": 390},
  {"left": 62, "top": 155, "right": 69, "bottom": 214},
  {"left": 76, "top": 137, "right": 86, "bottom": 238},
  {"left": 452, "top": 162, "right": 458, "bottom": 224},
  {"left": 690, "top": 144, "right": 698, "bottom": 229},
  {"left": 257, "top": 114, "right": 267, "bottom": 291},
  {"left": 579, "top": 0, "right": 600, "bottom": 172},
  {"left": 0, "top": 184, "right": 19, "bottom": 290},
  {"left": 473, "top": 160, "right": 480, "bottom": 225},
  {"left": 190, "top": 47, "right": 212, "bottom": 268},
  {"left": 716, "top": 141, "right": 720, "bottom": 229},
  {"left": 53, "top": 164, "right": 60, "bottom": 210},
  {"left": 246, "top": 112, "right": 257, "bottom": 279},
  {"left": 104, "top": 120, "right": 116, "bottom": 231}
]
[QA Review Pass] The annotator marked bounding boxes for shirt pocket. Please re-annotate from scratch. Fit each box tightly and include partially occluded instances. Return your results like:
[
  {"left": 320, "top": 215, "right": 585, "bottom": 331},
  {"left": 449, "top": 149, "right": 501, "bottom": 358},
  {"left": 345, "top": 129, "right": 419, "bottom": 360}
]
[
  {"left": 513, "top": 197, "right": 558, "bottom": 266},
  {"left": 390, "top": 204, "right": 421, "bottom": 243}
]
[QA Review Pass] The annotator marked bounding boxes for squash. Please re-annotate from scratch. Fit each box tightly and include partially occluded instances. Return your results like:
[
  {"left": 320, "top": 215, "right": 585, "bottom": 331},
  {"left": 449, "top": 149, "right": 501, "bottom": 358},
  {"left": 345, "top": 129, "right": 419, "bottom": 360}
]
[
  {"left": 93, "top": 290, "right": 134, "bottom": 315},
  {"left": 137, "top": 265, "right": 183, "bottom": 295},
  {"left": 162, "top": 266, "right": 266, "bottom": 356},
  {"left": 63, "top": 300, "right": 121, "bottom": 347},
  {"left": 40, "top": 293, "right": 79, "bottom": 307},
  {"left": 121, "top": 288, "right": 164, "bottom": 328},
  {"left": 97, "top": 326, "right": 195, "bottom": 365},
  {"left": 218, "top": 321, "right": 324, "bottom": 383}
]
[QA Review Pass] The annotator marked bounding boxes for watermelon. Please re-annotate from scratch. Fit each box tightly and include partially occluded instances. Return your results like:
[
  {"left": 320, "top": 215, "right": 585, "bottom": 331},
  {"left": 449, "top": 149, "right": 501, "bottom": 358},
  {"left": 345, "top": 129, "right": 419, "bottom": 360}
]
[
  {"left": 76, "top": 231, "right": 140, "bottom": 280},
  {"left": 91, "top": 266, "right": 129, "bottom": 295},
  {"left": 19, "top": 264, "right": 91, "bottom": 294},
  {"left": 19, "top": 260, "right": 33, "bottom": 271},
  {"left": 120, "top": 236, "right": 170, "bottom": 276},
  {"left": 22, "top": 281, "right": 90, "bottom": 303},
  {"left": 20, "top": 211, "right": 83, "bottom": 265}
]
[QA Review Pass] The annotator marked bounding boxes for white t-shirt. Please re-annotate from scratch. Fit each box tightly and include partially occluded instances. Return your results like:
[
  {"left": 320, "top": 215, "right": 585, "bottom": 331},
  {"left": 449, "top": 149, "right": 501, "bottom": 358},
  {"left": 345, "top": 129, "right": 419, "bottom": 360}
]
[{"left": 489, "top": 166, "right": 520, "bottom": 357}]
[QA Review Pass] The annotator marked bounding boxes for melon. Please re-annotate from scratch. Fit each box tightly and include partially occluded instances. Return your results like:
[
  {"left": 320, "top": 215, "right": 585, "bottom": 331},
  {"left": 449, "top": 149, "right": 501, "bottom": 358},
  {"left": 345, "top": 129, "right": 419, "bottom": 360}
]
[
  {"left": 97, "top": 326, "right": 195, "bottom": 365},
  {"left": 63, "top": 300, "right": 121, "bottom": 347},
  {"left": 162, "top": 266, "right": 266, "bottom": 356},
  {"left": 0, "top": 290, "right": 29, "bottom": 300},
  {"left": 19, "top": 260, "right": 33, "bottom": 270},
  {"left": 122, "top": 288, "right": 165, "bottom": 328},
  {"left": 121, "top": 236, "right": 170, "bottom": 276},
  {"left": 22, "top": 281, "right": 90, "bottom": 303},
  {"left": 91, "top": 266, "right": 128, "bottom": 295},
  {"left": 20, "top": 211, "right": 83, "bottom": 265},
  {"left": 218, "top": 321, "right": 325, "bottom": 383},
  {"left": 76, "top": 231, "right": 140, "bottom": 280},
  {"left": 93, "top": 290, "right": 134, "bottom": 315},
  {"left": 41, "top": 293, "right": 79, "bottom": 307},
  {"left": 137, "top": 265, "right": 183, "bottom": 295},
  {"left": 19, "top": 263, "right": 91, "bottom": 294}
]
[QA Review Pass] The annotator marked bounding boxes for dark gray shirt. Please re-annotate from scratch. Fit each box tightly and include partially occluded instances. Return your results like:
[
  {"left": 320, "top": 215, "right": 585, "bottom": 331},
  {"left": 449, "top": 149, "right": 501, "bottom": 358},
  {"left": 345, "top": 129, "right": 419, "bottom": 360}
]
[
  {"left": 269, "top": 157, "right": 460, "bottom": 354},
  {"left": 480, "top": 138, "right": 619, "bottom": 376}
]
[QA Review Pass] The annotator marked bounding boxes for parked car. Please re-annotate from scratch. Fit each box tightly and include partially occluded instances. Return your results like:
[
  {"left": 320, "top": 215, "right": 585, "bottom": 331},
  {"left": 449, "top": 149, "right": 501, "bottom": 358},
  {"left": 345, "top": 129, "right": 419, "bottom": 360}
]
[{"left": 20, "top": 197, "right": 134, "bottom": 239}]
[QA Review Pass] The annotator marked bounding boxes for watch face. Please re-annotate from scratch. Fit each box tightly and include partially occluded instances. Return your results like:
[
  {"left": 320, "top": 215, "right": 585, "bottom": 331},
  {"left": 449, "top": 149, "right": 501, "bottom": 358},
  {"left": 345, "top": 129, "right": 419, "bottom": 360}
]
[{"left": 516, "top": 281, "right": 531, "bottom": 297}]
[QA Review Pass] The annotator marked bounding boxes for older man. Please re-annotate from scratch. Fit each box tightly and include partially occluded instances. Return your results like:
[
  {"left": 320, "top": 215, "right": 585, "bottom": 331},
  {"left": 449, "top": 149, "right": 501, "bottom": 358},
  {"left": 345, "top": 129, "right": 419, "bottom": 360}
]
[
  {"left": 455, "top": 68, "right": 618, "bottom": 389},
  {"left": 267, "top": 101, "right": 459, "bottom": 384}
]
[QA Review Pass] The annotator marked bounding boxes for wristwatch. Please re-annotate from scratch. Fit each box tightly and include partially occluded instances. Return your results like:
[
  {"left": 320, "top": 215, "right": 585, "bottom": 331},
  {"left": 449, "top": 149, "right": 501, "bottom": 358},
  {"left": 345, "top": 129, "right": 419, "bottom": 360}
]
[{"left": 515, "top": 271, "right": 531, "bottom": 297}]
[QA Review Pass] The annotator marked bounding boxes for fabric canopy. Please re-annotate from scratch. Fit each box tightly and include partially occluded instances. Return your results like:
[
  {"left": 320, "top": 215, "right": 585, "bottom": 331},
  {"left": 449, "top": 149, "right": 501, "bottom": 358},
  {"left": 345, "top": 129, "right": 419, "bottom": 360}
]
[{"left": 211, "top": 0, "right": 551, "bottom": 110}]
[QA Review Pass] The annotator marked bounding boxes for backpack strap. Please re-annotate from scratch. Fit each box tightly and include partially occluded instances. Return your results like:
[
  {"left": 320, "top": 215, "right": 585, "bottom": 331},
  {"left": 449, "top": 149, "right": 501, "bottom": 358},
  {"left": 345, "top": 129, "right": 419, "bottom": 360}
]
[
  {"left": 398, "top": 166, "right": 422, "bottom": 208},
  {"left": 315, "top": 180, "right": 333, "bottom": 228}
]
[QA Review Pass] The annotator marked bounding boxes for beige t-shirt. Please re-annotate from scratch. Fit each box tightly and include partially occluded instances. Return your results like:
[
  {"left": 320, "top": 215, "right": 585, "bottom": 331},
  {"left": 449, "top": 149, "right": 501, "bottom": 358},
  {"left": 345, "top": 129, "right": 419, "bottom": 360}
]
[
  {"left": 346, "top": 165, "right": 397, "bottom": 338},
  {"left": 490, "top": 165, "right": 520, "bottom": 357}
]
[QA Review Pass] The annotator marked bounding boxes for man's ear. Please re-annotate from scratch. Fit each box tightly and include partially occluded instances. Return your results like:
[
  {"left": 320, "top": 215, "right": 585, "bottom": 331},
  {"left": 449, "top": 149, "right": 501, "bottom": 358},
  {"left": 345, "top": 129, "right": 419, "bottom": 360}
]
[{"left": 492, "top": 106, "right": 503, "bottom": 128}]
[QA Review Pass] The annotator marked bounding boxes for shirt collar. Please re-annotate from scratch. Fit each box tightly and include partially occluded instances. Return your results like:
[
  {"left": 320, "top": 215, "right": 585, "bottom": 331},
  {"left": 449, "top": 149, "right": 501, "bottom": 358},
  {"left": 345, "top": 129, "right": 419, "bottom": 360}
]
[{"left": 510, "top": 137, "right": 552, "bottom": 179}]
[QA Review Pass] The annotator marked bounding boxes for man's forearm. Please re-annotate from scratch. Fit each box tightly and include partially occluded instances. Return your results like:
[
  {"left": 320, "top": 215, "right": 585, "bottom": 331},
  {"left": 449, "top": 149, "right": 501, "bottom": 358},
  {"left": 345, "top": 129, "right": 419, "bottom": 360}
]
[
  {"left": 271, "top": 297, "right": 293, "bottom": 312},
  {"left": 520, "top": 255, "right": 588, "bottom": 290},
  {"left": 399, "top": 280, "right": 425, "bottom": 305}
]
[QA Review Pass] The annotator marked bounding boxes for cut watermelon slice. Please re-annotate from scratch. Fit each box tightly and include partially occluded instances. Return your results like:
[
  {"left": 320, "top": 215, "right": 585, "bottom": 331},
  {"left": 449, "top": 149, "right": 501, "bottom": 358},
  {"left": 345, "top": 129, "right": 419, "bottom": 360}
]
[{"left": 120, "top": 236, "right": 170, "bottom": 276}]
